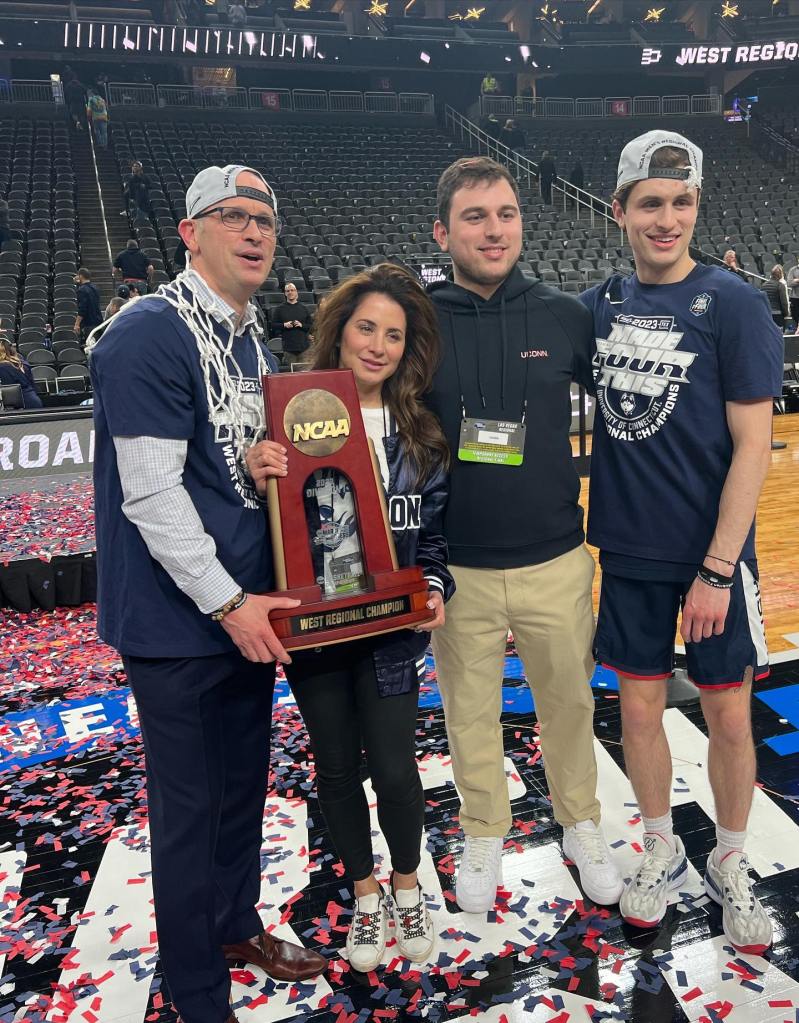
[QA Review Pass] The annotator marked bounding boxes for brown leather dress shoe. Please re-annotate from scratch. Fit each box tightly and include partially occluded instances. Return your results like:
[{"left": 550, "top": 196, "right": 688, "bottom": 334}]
[{"left": 222, "top": 931, "right": 327, "bottom": 981}]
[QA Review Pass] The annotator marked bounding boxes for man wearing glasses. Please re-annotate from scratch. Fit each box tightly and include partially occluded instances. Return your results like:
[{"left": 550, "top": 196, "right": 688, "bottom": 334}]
[{"left": 90, "top": 166, "right": 326, "bottom": 1023}]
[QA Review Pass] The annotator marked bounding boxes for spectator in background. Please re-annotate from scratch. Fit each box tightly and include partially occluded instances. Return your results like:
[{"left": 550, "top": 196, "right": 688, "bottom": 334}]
[
  {"left": 64, "top": 72, "right": 87, "bottom": 131},
  {"left": 481, "top": 72, "right": 500, "bottom": 96},
  {"left": 94, "top": 73, "right": 110, "bottom": 101},
  {"left": 482, "top": 114, "right": 501, "bottom": 142},
  {"left": 0, "top": 200, "right": 10, "bottom": 253},
  {"left": 74, "top": 268, "right": 103, "bottom": 342},
  {"left": 104, "top": 296, "right": 127, "bottom": 320},
  {"left": 123, "top": 161, "right": 153, "bottom": 226},
  {"left": 538, "top": 150, "right": 558, "bottom": 205},
  {"left": 114, "top": 239, "right": 153, "bottom": 290},
  {"left": 229, "top": 1, "right": 247, "bottom": 26},
  {"left": 86, "top": 89, "right": 110, "bottom": 148},
  {"left": 722, "top": 249, "right": 748, "bottom": 281},
  {"left": 273, "top": 282, "right": 312, "bottom": 368},
  {"left": 763, "top": 264, "right": 791, "bottom": 329},
  {"left": 499, "top": 118, "right": 525, "bottom": 153},
  {"left": 786, "top": 255, "right": 799, "bottom": 324},
  {"left": 127, "top": 281, "right": 145, "bottom": 303},
  {"left": 569, "top": 158, "right": 584, "bottom": 191},
  {"left": 0, "top": 335, "right": 43, "bottom": 409}
]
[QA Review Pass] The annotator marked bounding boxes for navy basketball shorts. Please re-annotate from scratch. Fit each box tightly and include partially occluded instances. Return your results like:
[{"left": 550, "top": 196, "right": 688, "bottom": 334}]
[{"left": 594, "top": 559, "right": 769, "bottom": 690}]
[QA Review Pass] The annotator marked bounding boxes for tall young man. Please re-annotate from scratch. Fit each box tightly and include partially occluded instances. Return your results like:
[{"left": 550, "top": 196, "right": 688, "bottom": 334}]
[
  {"left": 580, "top": 131, "right": 783, "bottom": 954},
  {"left": 428, "top": 156, "right": 623, "bottom": 914},
  {"left": 90, "top": 165, "right": 326, "bottom": 1023}
]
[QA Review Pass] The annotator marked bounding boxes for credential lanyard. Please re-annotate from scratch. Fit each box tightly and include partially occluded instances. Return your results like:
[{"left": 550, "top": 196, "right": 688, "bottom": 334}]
[{"left": 451, "top": 328, "right": 531, "bottom": 425}]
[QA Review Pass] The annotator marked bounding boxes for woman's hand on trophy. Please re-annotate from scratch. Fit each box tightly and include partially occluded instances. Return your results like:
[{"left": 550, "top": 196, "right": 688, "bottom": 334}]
[
  {"left": 221, "top": 593, "right": 300, "bottom": 664},
  {"left": 415, "top": 589, "right": 445, "bottom": 632},
  {"left": 245, "top": 440, "right": 288, "bottom": 496}
]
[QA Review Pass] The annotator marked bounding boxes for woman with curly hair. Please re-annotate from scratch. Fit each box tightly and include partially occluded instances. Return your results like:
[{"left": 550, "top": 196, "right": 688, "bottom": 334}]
[{"left": 246, "top": 263, "right": 453, "bottom": 972}]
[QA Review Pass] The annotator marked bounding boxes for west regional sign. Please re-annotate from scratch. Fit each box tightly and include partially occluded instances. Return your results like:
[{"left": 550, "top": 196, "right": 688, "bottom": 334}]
[{"left": 641, "top": 40, "right": 799, "bottom": 68}]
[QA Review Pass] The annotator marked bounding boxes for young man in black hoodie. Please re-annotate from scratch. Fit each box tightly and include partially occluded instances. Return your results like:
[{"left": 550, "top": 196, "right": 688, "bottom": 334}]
[{"left": 427, "top": 156, "right": 622, "bottom": 913}]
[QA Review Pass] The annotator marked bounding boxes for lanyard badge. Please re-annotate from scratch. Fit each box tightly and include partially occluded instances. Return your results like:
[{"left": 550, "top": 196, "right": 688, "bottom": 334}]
[{"left": 458, "top": 417, "right": 526, "bottom": 466}]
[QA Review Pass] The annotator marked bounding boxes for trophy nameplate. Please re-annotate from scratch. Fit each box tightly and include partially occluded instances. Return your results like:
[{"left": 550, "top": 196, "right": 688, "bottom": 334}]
[{"left": 262, "top": 369, "right": 435, "bottom": 650}]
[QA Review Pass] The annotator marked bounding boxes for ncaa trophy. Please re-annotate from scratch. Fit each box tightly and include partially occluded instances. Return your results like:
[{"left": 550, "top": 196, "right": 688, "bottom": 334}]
[{"left": 263, "top": 369, "right": 434, "bottom": 649}]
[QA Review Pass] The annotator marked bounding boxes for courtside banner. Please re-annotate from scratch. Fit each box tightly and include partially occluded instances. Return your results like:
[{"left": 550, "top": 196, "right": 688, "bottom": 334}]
[{"left": 0, "top": 410, "right": 94, "bottom": 480}]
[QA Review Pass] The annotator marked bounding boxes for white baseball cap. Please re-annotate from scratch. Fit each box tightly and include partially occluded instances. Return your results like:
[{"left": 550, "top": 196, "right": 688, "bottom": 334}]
[
  {"left": 185, "top": 164, "right": 278, "bottom": 218},
  {"left": 616, "top": 130, "right": 703, "bottom": 191}
]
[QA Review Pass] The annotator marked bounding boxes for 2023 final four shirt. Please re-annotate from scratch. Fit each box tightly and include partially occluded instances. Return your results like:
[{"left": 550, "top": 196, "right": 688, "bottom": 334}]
[{"left": 580, "top": 264, "right": 783, "bottom": 576}]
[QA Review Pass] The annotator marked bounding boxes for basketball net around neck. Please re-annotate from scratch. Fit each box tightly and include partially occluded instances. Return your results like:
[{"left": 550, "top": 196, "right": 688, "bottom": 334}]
[{"left": 88, "top": 269, "right": 270, "bottom": 467}]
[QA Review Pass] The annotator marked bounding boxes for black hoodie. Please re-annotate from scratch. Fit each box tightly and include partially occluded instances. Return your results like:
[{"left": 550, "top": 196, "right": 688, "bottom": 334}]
[{"left": 427, "top": 266, "right": 594, "bottom": 568}]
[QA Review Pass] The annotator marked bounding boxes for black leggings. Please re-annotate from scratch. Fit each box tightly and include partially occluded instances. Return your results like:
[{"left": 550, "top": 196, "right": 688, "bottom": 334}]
[{"left": 285, "top": 641, "right": 424, "bottom": 881}]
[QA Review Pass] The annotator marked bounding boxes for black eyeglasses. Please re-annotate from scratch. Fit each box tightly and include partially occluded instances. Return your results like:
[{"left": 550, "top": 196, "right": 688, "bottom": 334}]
[{"left": 194, "top": 206, "right": 282, "bottom": 238}]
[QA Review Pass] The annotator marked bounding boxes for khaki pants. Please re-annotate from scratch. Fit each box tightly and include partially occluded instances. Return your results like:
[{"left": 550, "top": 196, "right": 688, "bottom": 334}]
[{"left": 432, "top": 544, "right": 600, "bottom": 836}]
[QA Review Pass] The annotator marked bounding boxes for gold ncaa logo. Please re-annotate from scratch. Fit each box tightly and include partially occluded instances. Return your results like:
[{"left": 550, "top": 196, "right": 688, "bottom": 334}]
[{"left": 284, "top": 389, "right": 351, "bottom": 457}]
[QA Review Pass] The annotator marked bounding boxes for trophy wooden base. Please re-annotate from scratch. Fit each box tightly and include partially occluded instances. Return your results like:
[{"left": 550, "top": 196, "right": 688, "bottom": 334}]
[{"left": 267, "top": 566, "right": 435, "bottom": 651}]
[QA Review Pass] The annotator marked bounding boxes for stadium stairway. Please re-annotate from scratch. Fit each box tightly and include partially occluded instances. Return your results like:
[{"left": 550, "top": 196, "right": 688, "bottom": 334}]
[
  {"left": 94, "top": 140, "right": 137, "bottom": 279},
  {"left": 71, "top": 130, "right": 117, "bottom": 309}
]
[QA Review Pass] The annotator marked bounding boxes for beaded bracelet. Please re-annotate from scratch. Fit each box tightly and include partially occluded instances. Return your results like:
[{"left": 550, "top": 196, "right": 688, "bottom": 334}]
[{"left": 210, "top": 590, "right": 248, "bottom": 621}]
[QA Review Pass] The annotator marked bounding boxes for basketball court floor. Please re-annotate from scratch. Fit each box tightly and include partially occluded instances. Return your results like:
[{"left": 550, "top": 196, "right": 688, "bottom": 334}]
[{"left": 1, "top": 417, "right": 797, "bottom": 1023}]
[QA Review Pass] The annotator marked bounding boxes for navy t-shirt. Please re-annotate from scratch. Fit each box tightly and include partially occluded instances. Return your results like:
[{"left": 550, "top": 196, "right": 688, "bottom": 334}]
[
  {"left": 77, "top": 282, "right": 103, "bottom": 330},
  {"left": 580, "top": 264, "right": 783, "bottom": 574},
  {"left": 90, "top": 296, "right": 277, "bottom": 657}
]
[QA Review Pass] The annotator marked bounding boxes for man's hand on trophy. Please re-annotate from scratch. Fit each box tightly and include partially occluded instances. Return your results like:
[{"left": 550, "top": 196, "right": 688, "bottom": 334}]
[
  {"left": 415, "top": 590, "right": 445, "bottom": 632},
  {"left": 246, "top": 440, "right": 288, "bottom": 496},
  {"left": 221, "top": 594, "right": 300, "bottom": 664}
]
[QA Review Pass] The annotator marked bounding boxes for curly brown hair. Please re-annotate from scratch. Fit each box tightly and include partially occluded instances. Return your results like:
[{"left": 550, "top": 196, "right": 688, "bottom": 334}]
[{"left": 310, "top": 263, "right": 450, "bottom": 488}]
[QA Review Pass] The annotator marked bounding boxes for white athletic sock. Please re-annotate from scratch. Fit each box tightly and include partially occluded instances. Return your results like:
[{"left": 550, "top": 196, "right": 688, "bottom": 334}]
[
  {"left": 713, "top": 824, "right": 747, "bottom": 867},
  {"left": 642, "top": 811, "right": 676, "bottom": 855}
]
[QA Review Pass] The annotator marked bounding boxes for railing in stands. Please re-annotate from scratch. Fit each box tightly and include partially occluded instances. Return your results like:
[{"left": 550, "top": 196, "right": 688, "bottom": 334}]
[
  {"left": 482, "top": 93, "right": 722, "bottom": 119},
  {"left": 0, "top": 80, "right": 435, "bottom": 117},
  {"left": 329, "top": 91, "right": 366, "bottom": 114},
  {"left": 292, "top": 89, "right": 329, "bottom": 113},
  {"left": 249, "top": 88, "right": 293, "bottom": 112},
  {"left": 107, "top": 82, "right": 156, "bottom": 106},
  {"left": 10, "top": 80, "right": 56, "bottom": 104},
  {"left": 750, "top": 112, "right": 799, "bottom": 176}
]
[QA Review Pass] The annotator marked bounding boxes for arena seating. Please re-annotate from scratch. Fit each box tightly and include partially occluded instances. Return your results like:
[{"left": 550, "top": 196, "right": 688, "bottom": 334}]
[
  {"left": 0, "top": 118, "right": 92, "bottom": 394},
  {"left": 0, "top": 119, "right": 79, "bottom": 352}
]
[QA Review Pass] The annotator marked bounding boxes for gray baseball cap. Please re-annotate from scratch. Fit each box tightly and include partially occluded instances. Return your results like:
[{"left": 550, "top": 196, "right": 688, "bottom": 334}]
[
  {"left": 616, "top": 130, "right": 702, "bottom": 191},
  {"left": 185, "top": 164, "right": 278, "bottom": 218}
]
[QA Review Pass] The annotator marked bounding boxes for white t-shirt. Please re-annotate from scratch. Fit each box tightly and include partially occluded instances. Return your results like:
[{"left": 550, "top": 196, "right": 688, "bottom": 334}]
[{"left": 360, "top": 405, "right": 389, "bottom": 489}]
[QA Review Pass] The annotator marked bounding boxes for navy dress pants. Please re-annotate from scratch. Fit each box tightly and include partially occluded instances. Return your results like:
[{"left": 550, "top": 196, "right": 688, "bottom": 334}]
[{"left": 124, "top": 651, "right": 275, "bottom": 1023}]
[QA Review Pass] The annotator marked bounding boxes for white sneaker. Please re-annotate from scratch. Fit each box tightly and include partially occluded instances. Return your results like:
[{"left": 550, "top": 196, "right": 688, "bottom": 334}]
[
  {"left": 620, "top": 834, "right": 688, "bottom": 928},
  {"left": 345, "top": 887, "right": 388, "bottom": 972},
  {"left": 704, "top": 850, "right": 773, "bottom": 955},
  {"left": 391, "top": 884, "right": 435, "bottom": 962},
  {"left": 455, "top": 835, "right": 503, "bottom": 913},
  {"left": 562, "top": 820, "right": 624, "bottom": 905}
]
